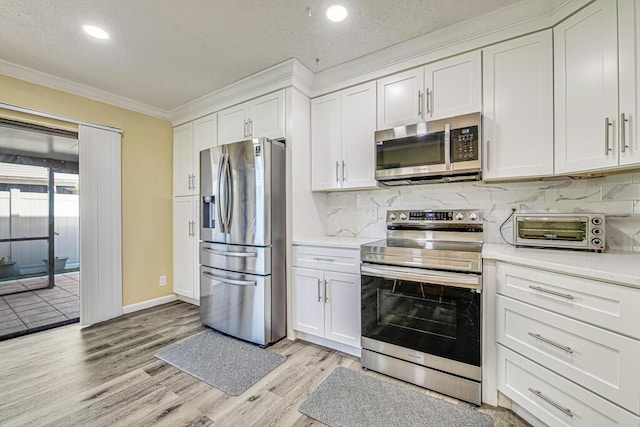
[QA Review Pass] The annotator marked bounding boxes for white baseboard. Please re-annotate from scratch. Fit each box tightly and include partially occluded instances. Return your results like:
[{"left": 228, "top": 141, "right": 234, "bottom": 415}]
[
  {"left": 176, "top": 294, "right": 200, "bottom": 306},
  {"left": 122, "top": 294, "right": 177, "bottom": 314}
]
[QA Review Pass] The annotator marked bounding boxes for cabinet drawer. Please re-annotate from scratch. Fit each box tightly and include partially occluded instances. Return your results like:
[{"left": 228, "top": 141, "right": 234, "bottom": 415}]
[
  {"left": 496, "top": 262, "right": 640, "bottom": 339},
  {"left": 497, "top": 345, "right": 639, "bottom": 426},
  {"left": 293, "top": 245, "right": 360, "bottom": 274},
  {"left": 497, "top": 296, "right": 640, "bottom": 414}
]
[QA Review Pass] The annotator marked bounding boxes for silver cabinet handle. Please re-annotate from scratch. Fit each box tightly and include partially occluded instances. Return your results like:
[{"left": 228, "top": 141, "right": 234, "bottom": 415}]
[
  {"left": 528, "top": 388, "right": 573, "bottom": 417},
  {"left": 529, "top": 285, "right": 574, "bottom": 300},
  {"left": 313, "top": 257, "right": 335, "bottom": 262},
  {"left": 188, "top": 221, "right": 192, "bottom": 236},
  {"left": 426, "top": 88, "right": 431, "bottom": 115},
  {"left": 605, "top": 117, "right": 612, "bottom": 155},
  {"left": 621, "top": 113, "right": 629, "bottom": 153},
  {"left": 335, "top": 161, "right": 340, "bottom": 183},
  {"left": 202, "top": 271, "right": 256, "bottom": 286},
  {"left": 249, "top": 118, "right": 253, "bottom": 138},
  {"left": 203, "top": 248, "right": 257, "bottom": 257},
  {"left": 486, "top": 140, "right": 490, "bottom": 171},
  {"left": 528, "top": 332, "right": 573, "bottom": 353},
  {"left": 324, "top": 279, "right": 329, "bottom": 303},
  {"left": 187, "top": 175, "right": 191, "bottom": 190},
  {"left": 418, "top": 90, "right": 423, "bottom": 116},
  {"left": 341, "top": 160, "right": 346, "bottom": 182},
  {"left": 317, "top": 278, "right": 321, "bottom": 302},
  {"left": 444, "top": 123, "right": 451, "bottom": 170},
  {"left": 243, "top": 120, "right": 248, "bottom": 138}
]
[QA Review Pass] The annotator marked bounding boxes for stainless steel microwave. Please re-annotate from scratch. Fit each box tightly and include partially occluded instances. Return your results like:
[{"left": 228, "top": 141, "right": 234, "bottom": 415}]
[
  {"left": 514, "top": 213, "right": 606, "bottom": 252},
  {"left": 375, "top": 112, "right": 481, "bottom": 185}
]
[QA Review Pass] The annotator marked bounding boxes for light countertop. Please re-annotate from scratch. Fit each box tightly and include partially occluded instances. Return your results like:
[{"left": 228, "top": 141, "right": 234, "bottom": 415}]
[
  {"left": 483, "top": 243, "right": 640, "bottom": 288},
  {"left": 291, "top": 236, "right": 381, "bottom": 249}
]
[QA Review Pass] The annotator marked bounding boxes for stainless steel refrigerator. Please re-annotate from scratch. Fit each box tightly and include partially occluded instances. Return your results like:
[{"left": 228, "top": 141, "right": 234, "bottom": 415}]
[{"left": 199, "top": 138, "right": 286, "bottom": 346}]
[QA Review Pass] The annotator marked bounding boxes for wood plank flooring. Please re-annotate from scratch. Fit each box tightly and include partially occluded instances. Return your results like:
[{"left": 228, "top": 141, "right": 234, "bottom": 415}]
[{"left": 0, "top": 301, "right": 529, "bottom": 426}]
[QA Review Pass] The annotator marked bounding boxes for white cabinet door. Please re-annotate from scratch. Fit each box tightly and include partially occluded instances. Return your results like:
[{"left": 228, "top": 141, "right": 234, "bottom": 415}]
[
  {"left": 173, "top": 123, "right": 194, "bottom": 197},
  {"left": 324, "top": 272, "right": 361, "bottom": 348},
  {"left": 311, "top": 92, "right": 342, "bottom": 191},
  {"left": 250, "top": 91, "right": 285, "bottom": 140},
  {"left": 619, "top": 0, "right": 640, "bottom": 166},
  {"left": 193, "top": 113, "right": 217, "bottom": 195},
  {"left": 341, "top": 81, "right": 377, "bottom": 189},
  {"left": 377, "top": 67, "right": 424, "bottom": 129},
  {"left": 293, "top": 267, "right": 325, "bottom": 337},
  {"left": 173, "top": 197, "right": 196, "bottom": 298},
  {"left": 424, "top": 51, "right": 481, "bottom": 120},
  {"left": 554, "top": 0, "right": 619, "bottom": 174},
  {"left": 483, "top": 31, "right": 554, "bottom": 180},
  {"left": 218, "top": 103, "right": 249, "bottom": 145}
]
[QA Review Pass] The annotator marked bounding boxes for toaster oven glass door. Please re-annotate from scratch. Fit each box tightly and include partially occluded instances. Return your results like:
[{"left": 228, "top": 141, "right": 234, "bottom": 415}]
[{"left": 516, "top": 219, "right": 587, "bottom": 242}]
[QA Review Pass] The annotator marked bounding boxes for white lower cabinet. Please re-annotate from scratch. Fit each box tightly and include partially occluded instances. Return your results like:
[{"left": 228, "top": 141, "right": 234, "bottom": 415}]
[
  {"left": 495, "top": 261, "right": 640, "bottom": 424},
  {"left": 293, "top": 267, "right": 361, "bottom": 348},
  {"left": 173, "top": 196, "right": 199, "bottom": 300}
]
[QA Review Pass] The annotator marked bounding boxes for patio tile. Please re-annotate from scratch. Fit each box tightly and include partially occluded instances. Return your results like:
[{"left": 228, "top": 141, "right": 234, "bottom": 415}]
[
  {"left": 0, "top": 284, "right": 29, "bottom": 295},
  {"left": 12, "top": 301, "right": 52, "bottom": 313},
  {"left": 16, "top": 305, "right": 59, "bottom": 318},
  {"left": 0, "top": 319, "right": 25, "bottom": 330},
  {"left": 0, "top": 310, "right": 20, "bottom": 322},
  {"left": 24, "top": 316, "right": 69, "bottom": 329},
  {"left": 50, "top": 299, "right": 79, "bottom": 309},
  {"left": 62, "top": 311, "right": 79, "bottom": 320},
  {"left": 0, "top": 324, "right": 27, "bottom": 337},
  {"left": 45, "top": 296, "right": 78, "bottom": 306},
  {"left": 21, "top": 311, "right": 66, "bottom": 325}
]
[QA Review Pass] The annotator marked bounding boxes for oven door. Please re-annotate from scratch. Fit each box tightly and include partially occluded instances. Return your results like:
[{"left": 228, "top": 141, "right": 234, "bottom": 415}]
[{"left": 361, "top": 263, "right": 481, "bottom": 371}]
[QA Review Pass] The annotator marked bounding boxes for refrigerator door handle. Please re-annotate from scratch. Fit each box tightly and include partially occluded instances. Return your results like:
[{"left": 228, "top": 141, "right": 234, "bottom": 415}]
[
  {"left": 203, "top": 248, "right": 257, "bottom": 258},
  {"left": 202, "top": 271, "right": 256, "bottom": 287},
  {"left": 224, "top": 152, "right": 233, "bottom": 232},
  {"left": 216, "top": 152, "right": 226, "bottom": 233}
]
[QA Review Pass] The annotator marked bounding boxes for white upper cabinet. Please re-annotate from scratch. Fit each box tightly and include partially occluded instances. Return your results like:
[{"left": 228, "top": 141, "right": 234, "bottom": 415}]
[
  {"left": 311, "top": 92, "right": 342, "bottom": 191},
  {"left": 377, "top": 68, "right": 424, "bottom": 129},
  {"left": 618, "top": 0, "right": 640, "bottom": 166},
  {"left": 482, "top": 31, "right": 554, "bottom": 180},
  {"left": 424, "top": 51, "right": 481, "bottom": 120},
  {"left": 312, "top": 81, "right": 377, "bottom": 191},
  {"left": 217, "top": 90, "right": 285, "bottom": 145},
  {"left": 376, "top": 51, "right": 481, "bottom": 130},
  {"left": 554, "top": 0, "right": 620, "bottom": 174},
  {"left": 173, "top": 113, "right": 217, "bottom": 197},
  {"left": 173, "top": 122, "right": 194, "bottom": 197}
]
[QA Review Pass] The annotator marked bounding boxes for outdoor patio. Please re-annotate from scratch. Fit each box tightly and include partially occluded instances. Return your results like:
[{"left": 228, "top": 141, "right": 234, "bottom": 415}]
[{"left": 0, "top": 272, "right": 79, "bottom": 340}]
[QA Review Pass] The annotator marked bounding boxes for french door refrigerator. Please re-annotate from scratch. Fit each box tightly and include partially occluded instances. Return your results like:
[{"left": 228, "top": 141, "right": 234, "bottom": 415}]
[{"left": 199, "top": 138, "right": 285, "bottom": 346}]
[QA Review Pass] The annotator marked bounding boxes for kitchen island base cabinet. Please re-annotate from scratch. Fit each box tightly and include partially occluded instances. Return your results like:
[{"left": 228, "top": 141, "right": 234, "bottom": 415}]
[{"left": 292, "top": 267, "right": 361, "bottom": 349}]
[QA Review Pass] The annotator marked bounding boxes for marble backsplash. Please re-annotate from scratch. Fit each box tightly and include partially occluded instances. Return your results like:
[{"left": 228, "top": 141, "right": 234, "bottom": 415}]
[{"left": 325, "top": 172, "right": 640, "bottom": 252}]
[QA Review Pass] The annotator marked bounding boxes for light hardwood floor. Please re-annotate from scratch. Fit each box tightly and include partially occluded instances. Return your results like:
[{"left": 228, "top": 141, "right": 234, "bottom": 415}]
[{"left": 0, "top": 301, "right": 529, "bottom": 426}]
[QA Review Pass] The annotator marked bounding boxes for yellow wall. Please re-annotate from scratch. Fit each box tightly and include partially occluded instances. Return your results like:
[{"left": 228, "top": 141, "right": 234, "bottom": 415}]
[{"left": 0, "top": 74, "right": 173, "bottom": 306}]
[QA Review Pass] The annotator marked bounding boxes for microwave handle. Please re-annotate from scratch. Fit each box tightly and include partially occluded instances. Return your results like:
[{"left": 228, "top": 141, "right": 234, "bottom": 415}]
[{"left": 445, "top": 123, "right": 451, "bottom": 170}]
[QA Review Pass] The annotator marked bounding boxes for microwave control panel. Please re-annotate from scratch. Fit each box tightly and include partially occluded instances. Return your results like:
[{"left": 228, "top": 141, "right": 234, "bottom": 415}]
[{"left": 452, "top": 126, "right": 479, "bottom": 162}]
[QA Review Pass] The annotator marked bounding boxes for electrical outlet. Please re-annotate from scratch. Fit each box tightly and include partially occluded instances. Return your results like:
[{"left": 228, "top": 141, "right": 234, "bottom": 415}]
[{"left": 159, "top": 275, "right": 167, "bottom": 286}]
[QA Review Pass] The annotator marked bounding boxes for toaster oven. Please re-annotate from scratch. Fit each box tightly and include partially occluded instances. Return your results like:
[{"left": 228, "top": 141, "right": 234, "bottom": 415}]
[{"left": 513, "top": 213, "right": 605, "bottom": 252}]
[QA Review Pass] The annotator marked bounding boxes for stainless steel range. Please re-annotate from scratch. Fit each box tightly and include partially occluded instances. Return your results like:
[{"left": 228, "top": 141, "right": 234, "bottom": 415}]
[{"left": 360, "top": 209, "right": 483, "bottom": 405}]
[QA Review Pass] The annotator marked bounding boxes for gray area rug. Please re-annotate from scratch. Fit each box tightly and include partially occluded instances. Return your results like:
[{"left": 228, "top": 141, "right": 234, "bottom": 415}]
[
  {"left": 299, "top": 367, "right": 493, "bottom": 427},
  {"left": 155, "top": 330, "right": 286, "bottom": 396}
]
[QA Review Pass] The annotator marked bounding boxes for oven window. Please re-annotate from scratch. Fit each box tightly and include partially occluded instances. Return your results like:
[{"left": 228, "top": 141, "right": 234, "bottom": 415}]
[
  {"left": 517, "top": 220, "right": 586, "bottom": 241},
  {"left": 376, "top": 133, "right": 445, "bottom": 170},
  {"left": 362, "top": 274, "right": 480, "bottom": 367}
]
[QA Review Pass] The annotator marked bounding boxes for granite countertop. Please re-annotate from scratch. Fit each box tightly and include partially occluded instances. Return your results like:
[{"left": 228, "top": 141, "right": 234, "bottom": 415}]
[
  {"left": 291, "top": 236, "right": 381, "bottom": 249},
  {"left": 483, "top": 243, "right": 640, "bottom": 288}
]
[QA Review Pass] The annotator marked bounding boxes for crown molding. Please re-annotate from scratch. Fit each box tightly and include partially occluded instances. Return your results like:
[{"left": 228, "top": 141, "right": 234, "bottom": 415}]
[
  {"left": 168, "top": 58, "right": 314, "bottom": 125},
  {"left": 310, "top": 0, "right": 590, "bottom": 97},
  {"left": 0, "top": 59, "right": 169, "bottom": 120}
]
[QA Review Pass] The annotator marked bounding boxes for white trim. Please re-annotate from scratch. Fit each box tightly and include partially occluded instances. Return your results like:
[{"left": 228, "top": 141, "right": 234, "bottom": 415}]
[
  {"left": 0, "top": 102, "right": 123, "bottom": 134},
  {"left": 122, "top": 294, "right": 178, "bottom": 314},
  {"left": 176, "top": 294, "right": 200, "bottom": 306},
  {"left": 295, "top": 331, "right": 361, "bottom": 357},
  {"left": 168, "top": 59, "right": 314, "bottom": 126},
  {"left": 0, "top": 59, "right": 168, "bottom": 120}
]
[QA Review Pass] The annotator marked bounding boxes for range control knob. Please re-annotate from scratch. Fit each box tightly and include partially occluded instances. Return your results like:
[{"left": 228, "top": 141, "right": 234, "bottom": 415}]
[
  {"left": 455, "top": 212, "right": 465, "bottom": 221},
  {"left": 468, "top": 212, "right": 478, "bottom": 221},
  {"left": 389, "top": 212, "right": 397, "bottom": 221},
  {"left": 399, "top": 213, "right": 408, "bottom": 221}
]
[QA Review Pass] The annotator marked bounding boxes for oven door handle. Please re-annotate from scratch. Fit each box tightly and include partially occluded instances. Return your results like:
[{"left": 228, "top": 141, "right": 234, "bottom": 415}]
[{"left": 361, "top": 264, "right": 481, "bottom": 290}]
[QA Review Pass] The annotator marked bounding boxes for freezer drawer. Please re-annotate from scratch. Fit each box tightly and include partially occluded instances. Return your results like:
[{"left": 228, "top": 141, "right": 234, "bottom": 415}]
[
  {"left": 200, "top": 266, "right": 271, "bottom": 345},
  {"left": 200, "top": 242, "right": 270, "bottom": 275}
]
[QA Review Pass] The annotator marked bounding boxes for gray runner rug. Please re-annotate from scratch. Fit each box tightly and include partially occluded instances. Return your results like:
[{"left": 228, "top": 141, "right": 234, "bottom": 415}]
[
  {"left": 155, "top": 330, "right": 286, "bottom": 396},
  {"left": 299, "top": 367, "right": 493, "bottom": 427}
]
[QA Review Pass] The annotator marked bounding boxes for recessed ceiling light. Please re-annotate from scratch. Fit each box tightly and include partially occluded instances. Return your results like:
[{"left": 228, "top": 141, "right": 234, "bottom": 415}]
[
  {"left": 326, "top": 5, "right": 348, "bottom": 22},
  {"left": 82, "top": 25, "right": 109, "bottom": 40}
]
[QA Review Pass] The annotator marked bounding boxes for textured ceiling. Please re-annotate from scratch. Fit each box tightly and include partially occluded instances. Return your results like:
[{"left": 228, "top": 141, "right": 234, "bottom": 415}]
[{"left": 0, "top": 0, "right": 524, "bottom": 111}]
